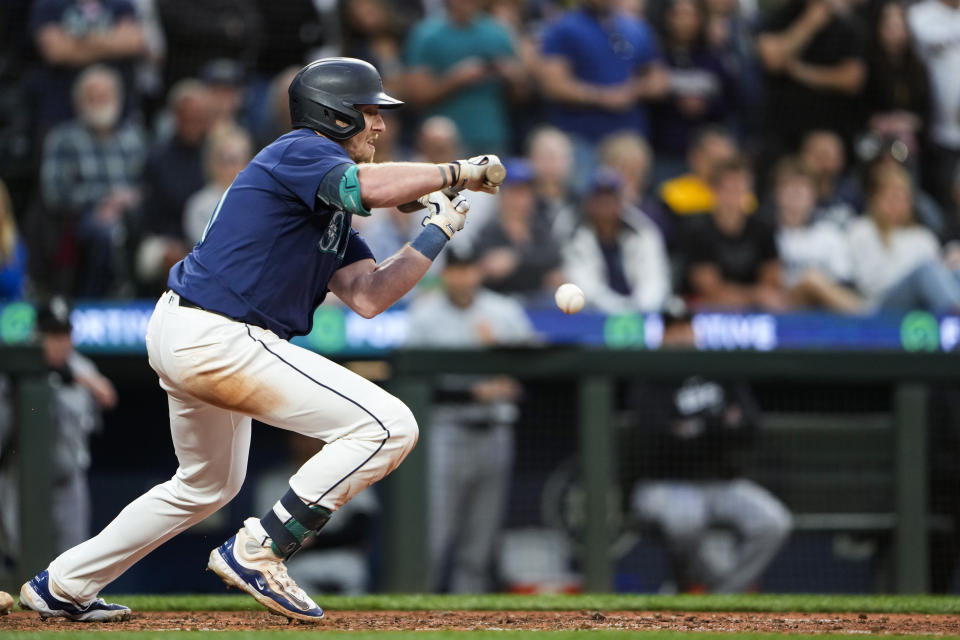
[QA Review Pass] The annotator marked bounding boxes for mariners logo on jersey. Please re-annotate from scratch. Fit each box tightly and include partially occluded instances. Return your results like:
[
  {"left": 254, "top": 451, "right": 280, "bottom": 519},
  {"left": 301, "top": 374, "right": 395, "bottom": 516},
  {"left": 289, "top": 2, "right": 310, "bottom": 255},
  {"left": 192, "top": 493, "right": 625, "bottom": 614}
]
[{"left": 318, "top": 210, "right": 348, "bottom": 257}]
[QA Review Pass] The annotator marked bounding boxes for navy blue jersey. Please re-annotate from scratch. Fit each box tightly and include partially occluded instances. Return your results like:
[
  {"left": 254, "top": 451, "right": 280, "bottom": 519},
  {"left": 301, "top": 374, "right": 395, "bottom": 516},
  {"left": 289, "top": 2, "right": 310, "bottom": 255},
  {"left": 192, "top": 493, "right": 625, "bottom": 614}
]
[{"left": 169, "top": 130, "right": 374, "bottom": 339}]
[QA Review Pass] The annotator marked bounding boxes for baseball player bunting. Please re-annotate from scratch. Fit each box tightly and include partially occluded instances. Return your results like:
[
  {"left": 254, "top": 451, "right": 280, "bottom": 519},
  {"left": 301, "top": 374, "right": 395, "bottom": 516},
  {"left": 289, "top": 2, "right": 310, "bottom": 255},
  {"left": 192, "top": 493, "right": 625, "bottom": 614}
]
[{"left": 19, "top": 57, "right": 498, "bottom": 624}]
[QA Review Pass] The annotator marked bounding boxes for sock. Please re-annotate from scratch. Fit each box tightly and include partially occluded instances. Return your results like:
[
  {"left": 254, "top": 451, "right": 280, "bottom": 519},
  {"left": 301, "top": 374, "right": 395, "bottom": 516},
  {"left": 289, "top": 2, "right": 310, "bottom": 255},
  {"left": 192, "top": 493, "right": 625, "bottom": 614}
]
[{"left": 258, "top": 488, "right": 333, "bottom": 559}]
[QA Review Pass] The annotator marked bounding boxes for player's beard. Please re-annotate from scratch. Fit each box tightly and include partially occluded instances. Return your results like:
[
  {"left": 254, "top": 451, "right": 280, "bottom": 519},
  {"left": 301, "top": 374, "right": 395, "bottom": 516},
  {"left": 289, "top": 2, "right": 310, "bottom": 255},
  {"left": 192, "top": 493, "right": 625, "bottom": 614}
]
[{"left": 344, "top": 135, "right": 376, "bottom": 163}]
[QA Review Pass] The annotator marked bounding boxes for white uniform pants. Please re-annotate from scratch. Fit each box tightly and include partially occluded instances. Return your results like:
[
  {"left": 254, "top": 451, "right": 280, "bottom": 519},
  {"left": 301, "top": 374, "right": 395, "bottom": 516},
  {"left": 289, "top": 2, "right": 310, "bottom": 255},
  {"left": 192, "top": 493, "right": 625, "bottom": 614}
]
[{"left": 49, "top": 292, "right": 418, "bottom": 601}]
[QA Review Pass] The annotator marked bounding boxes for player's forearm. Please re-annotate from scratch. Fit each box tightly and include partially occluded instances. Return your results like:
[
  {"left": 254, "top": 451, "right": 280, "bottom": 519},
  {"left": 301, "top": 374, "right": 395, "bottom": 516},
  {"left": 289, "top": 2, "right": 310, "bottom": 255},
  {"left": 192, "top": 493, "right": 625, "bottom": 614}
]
[
  {"left": 357, "top": 162, "right": 449, "bottom": 208},
  {"left": 345, "top": 246, "right": 433, "bottom": 318}
]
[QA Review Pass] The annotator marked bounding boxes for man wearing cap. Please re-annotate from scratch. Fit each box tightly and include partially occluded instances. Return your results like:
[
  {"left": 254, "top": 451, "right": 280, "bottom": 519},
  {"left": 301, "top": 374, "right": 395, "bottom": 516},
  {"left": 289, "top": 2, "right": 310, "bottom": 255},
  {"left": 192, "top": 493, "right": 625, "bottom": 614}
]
[
  {"left": 620, "top": 299, "right": 792, "bottom": 593},
  {"left": 405, "top": 247, "right": 535, "bottom": 592},
  {"left": 562, "top": 168, "right": 672, "bottom": 313}
]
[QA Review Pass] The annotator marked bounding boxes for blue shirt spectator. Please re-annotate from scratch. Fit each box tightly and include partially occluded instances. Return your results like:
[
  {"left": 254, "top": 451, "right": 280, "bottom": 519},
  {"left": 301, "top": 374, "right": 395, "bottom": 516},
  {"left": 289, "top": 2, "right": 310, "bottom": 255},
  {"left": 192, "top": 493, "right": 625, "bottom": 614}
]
[{"left": 539, "top": 1, "right": 665, "bottom": 141}]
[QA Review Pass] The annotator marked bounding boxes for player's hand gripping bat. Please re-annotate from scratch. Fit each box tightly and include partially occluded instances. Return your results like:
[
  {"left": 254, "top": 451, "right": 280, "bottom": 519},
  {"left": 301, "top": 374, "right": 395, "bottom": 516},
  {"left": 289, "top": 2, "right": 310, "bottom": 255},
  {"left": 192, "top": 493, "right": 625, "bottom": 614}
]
[{"left": 397, "top": 155, "right": 506, "bottom": 213}]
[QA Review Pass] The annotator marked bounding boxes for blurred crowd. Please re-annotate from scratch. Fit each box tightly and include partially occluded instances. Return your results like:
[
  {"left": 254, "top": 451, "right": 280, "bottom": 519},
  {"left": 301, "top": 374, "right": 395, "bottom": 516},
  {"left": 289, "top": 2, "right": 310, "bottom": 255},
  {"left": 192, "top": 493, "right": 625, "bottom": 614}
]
[{"left": 1, "top": 0, "right": 960, "bottom": 314}]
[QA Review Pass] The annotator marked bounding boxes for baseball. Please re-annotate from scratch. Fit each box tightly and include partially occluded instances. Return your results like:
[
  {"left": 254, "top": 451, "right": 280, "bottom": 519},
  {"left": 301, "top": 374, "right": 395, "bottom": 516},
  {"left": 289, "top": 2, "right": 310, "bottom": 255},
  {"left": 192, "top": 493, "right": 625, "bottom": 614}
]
[
  {"left": 555, "top": 283, "right": 585, "bottom": 314},
  {"left": 0, "top": 590, "right": 13, "bottom": 615}
]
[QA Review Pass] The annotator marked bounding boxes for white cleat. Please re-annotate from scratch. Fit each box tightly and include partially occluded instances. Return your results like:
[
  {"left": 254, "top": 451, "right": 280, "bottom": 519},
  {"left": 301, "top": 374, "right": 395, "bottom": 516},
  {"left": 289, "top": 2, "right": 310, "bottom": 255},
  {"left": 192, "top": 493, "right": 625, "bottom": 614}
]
[{"left": 207, "top": 518, "right": 324, "bottom": 623}]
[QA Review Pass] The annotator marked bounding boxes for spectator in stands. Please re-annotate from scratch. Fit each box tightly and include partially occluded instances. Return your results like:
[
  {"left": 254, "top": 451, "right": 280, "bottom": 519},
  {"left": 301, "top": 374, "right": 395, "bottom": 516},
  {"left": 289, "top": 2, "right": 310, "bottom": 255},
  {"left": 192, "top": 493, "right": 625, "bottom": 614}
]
[
  {"left": 657, "top": 126, "right": 755, "bottom": 244},
  {"left": 251, "top": 65, "right": 299, "bottom": 150},
  {"left": 0, "top": 180, "right": 28, "bottom": 300},
  {"left": 135, "top": 80, "right": 213, "bottom": 294},
  {"left": 538, "top": 0, "right": 668, "bottom": 193},
  {"left": 861, "top": 0, "right": 930, "bottom": 177},
  {"left": 848, "top": 162, "right": 960, "bottom": 313},
  {"left": 681, "top": 158, "right": 789, "bottom": 311},
  {"left": 768, "top": 157, "right": 863, "bottom": 312},
  {"left": 798, "top": 129, "right": 858, "bottom": 228},
  {"left": 650, "top": 0, "right": 735, "bottom": 176},
  {"left": 404, "top": 0, "right": 526, "bottom": 156},
  {"left": 755, "top": 0, "right": 866, "bottom": 173},
  {"left": 621, "top": 299, "right": 792, "bottom": 593},
  {"left": 155, "top": 0, "right": 260, "bottom": 92},
  {"left": 940, "top": 166, "right": 960, "bottom": 254},
  {"left": 597, "top": 132, "right": 659, "bottom": 229},
  {"left": 40, "top": 65, "right": 146, "bottom": 297},
  {"left": 253, "top": 0, "right": 328, "bottom": 80},
  {"left": 406, "top": 247, "right": 535, "bottom": 593},
  {"left": 847, "top": 137, "right": 945, "bottom": 235},
  {"left": 37, "top": 296, "right": 117, "bottom": 552},
  {"left": 29, "top": 0, "right": 148, "bottom": 135},
  {"left": 563, "top": 168, "right": 671, "bottom": 313},
  {"left": 339, "top": 0, "right": 406, "bottom": 91},
  {"left": 200, "top": 58, "right": 248, "bottom": 129},
  {"left": 527, "top": 126, "right": 578, "bottom": 243},
  {"left": 474, "top": 158, "right": 566, "bottom": 305},
  {"left": 703, "top": 0, "right": 763, "bottom": 140},
  {"left": 908, "top": 0, "right": 960, "bottom": 211},
  {"left": 182, "top": 125, "right": 253, "bottom": 246}
]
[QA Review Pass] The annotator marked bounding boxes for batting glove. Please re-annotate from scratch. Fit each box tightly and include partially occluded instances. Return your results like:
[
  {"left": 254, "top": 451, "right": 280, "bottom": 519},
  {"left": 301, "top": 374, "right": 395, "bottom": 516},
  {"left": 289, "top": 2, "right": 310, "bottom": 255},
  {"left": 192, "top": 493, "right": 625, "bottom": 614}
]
[
  {"left": 419, "top": 191, "right": 471, "bottom": 239},
  {"left": 450, "top": 154, "right": 502, "bottom": 195}
]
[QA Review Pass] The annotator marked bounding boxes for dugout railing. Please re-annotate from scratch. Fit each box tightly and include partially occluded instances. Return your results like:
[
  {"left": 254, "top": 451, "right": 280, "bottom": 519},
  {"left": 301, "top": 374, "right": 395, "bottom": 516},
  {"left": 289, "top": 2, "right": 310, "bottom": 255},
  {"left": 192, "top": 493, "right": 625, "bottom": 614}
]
[
  {"left": 0, "top": 346, "right": 55, "bottom": 590},
  {"left": 2, "top": 345, "right": 952, "bottom": 594},
  {"left": 384, "top": 347, "right": 954, "bottom": 595}
]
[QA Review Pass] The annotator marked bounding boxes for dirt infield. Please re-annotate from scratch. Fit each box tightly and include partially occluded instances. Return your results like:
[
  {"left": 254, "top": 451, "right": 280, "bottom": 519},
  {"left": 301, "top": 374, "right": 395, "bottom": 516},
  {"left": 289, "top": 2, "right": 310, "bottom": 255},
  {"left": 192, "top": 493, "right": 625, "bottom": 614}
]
[{"left": 3, "top": 609, "right": 960, "bottom": 634}]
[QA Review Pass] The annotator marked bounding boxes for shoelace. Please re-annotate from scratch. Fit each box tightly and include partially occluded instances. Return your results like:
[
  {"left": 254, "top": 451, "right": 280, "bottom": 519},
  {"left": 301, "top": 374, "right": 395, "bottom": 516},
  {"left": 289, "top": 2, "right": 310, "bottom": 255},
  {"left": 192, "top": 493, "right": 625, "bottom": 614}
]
[
  {"left": 79, "top": 597, "right": 109, "bottom": 611},
  {"left": 267, "top": 562, "right": 307, "bottom": 600}
]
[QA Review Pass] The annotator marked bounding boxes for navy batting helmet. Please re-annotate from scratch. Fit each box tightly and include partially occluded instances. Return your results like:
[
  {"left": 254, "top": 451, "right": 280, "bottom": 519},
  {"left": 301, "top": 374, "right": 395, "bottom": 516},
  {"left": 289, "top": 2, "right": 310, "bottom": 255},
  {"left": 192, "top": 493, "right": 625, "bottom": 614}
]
[{"left": 288, "top": 57, "right": 402, "bottom": 141}]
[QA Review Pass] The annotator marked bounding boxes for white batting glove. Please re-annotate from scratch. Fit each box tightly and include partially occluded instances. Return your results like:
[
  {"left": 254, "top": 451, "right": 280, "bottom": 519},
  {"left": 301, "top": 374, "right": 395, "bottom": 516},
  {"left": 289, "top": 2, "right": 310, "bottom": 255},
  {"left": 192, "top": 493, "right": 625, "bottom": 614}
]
[
  {"left": 452, "top": 154, "right": 502, "bottom": 194},
  {"left": 419, "top": 191, "right": 471, "bottom": 239}
]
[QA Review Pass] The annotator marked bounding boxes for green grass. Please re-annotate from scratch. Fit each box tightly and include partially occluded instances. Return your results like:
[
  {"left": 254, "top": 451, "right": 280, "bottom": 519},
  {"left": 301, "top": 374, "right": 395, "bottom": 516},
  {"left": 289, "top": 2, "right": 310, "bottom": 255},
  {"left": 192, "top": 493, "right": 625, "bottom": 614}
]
[
  {"left": 68, "top": 592, "right": 960, "bottom": 614},
  {"left": 5, "top": 634, "right": 960, "bottom": 640}
]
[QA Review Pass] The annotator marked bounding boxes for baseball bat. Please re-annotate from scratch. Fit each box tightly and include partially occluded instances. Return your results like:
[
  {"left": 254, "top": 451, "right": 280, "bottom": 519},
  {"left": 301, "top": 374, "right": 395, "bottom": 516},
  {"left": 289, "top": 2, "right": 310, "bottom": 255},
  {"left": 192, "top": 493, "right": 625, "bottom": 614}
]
[{"left": 397, "top": 161, "right": 507, "bottom": 213}]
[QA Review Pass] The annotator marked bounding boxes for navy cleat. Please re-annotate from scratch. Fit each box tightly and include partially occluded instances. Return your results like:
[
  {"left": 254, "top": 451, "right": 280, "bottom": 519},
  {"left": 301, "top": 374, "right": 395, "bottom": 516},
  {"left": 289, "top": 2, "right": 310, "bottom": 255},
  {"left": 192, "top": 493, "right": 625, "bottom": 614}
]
[
  {"left": 19, "top": 570, "right": 131, "bottom": 622},
  {"left": 207, "top": 518, "right": 324, "bottom": 623}
]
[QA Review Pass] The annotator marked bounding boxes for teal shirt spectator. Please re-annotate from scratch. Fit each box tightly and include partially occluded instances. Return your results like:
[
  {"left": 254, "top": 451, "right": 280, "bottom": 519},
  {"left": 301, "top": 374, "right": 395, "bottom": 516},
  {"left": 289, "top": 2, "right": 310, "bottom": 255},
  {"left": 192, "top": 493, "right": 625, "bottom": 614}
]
[{"left": 405, "top": 14, "right": 514, "bottom": 154}]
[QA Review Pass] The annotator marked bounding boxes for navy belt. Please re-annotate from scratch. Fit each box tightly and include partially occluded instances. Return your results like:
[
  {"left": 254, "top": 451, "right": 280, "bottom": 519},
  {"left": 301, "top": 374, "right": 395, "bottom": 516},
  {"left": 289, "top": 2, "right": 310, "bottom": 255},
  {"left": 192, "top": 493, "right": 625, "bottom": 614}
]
[{"left": 177, "top": 295, "right": 204, "bottom": 311}]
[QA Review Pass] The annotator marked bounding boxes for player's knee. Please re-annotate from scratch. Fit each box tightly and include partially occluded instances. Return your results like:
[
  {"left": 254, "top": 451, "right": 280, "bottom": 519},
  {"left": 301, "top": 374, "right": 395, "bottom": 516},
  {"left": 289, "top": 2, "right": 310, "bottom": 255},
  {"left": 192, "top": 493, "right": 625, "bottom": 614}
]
[
  {"left": 386, "top": 401, "right": 419, "bottom": 456},
  {"left": 219, "top": 473, "right": 245, "bottom": 504},
  {"left": 171, "top": 468, "right": 246, "bottom": 512}
]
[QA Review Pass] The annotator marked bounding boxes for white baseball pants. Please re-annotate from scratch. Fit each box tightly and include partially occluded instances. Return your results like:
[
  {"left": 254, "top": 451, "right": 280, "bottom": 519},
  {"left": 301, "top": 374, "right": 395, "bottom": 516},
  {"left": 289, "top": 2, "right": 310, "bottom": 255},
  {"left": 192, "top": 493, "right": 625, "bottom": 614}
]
[{"left": 48, "top": 291, "right": 418, "bottom": 601}]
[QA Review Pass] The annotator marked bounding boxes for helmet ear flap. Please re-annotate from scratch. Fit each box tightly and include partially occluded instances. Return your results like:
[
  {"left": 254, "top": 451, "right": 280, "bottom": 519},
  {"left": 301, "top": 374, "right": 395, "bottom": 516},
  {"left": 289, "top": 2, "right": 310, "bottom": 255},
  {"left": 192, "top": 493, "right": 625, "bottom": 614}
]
[{"left": 290, "top": 91, "right": 365, "bottom": 141}]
